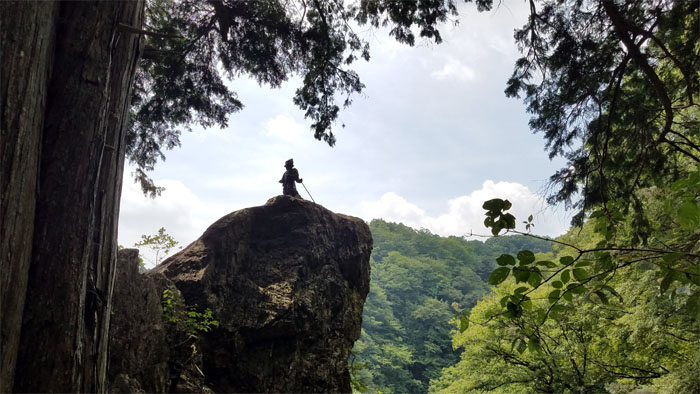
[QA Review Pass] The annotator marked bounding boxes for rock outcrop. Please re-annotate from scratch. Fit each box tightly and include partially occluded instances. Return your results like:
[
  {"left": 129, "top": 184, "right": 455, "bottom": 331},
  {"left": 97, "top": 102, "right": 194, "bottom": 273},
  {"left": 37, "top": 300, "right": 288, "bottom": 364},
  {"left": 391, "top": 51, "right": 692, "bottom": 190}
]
[{"left": 109, "top": 196, "right": 372, "bottom": 393}]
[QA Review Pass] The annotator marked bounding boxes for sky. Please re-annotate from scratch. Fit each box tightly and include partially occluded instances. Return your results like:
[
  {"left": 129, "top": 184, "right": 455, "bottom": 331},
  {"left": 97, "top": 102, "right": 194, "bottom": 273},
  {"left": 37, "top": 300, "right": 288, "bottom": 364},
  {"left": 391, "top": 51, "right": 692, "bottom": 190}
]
[{"left": 118, "top": 1, "right": 573, "bottom": 265}]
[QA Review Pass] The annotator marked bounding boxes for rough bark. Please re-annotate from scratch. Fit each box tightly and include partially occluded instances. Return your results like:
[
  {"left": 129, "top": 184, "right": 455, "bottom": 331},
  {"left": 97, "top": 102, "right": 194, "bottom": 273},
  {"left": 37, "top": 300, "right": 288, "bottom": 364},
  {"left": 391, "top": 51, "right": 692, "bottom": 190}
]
[
  {"left": 0, "top": 3, "right": 59, "bottom": 392},
  {"left": 89, "top": 4, "right": 144, "bottom": 393},
  {"left": 7, "top": 1, "right": 144, "bottom": 392}
]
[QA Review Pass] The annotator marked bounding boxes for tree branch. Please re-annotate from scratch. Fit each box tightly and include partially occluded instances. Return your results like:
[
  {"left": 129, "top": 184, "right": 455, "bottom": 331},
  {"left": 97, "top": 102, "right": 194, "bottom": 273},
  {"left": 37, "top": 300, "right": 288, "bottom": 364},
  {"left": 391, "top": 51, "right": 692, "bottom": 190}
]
[{"left": 601, "top": 1, "right": 674, "bottom": 141}]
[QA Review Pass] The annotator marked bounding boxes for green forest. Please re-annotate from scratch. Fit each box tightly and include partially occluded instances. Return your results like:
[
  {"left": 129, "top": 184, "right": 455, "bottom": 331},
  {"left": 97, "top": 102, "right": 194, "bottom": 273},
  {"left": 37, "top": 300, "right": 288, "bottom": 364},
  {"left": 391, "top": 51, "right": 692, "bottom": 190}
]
[
  {"left": 353, "top": 215, "right": 699, "bottom": 394},
  {"left": 348, "top": 1, "right": 700, "bottom": 393},
  {"left": 352, "top": 220, "right": 552, "bottom": 393}
]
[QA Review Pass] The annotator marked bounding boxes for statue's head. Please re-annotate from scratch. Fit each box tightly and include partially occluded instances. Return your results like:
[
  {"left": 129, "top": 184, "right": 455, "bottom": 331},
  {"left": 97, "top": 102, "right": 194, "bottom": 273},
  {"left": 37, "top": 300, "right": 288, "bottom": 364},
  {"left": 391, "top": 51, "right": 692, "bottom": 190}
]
[{"left": 285, "top": 158, "right": 294, "bottom": 169}]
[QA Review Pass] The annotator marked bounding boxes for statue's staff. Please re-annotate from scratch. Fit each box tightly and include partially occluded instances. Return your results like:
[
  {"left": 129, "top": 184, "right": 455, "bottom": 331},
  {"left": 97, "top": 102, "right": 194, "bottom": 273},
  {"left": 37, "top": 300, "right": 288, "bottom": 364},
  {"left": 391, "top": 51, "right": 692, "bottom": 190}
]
[{"left": 301, "top": 182, "right": 315, "bottom": 203}]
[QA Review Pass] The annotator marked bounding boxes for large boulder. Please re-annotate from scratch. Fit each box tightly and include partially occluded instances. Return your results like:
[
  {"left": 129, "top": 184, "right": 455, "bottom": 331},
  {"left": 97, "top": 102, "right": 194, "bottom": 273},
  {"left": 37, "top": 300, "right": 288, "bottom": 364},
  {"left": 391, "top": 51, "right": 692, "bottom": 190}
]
[{"left": 110, "top": 195, "right": 372, "bottom": 393}]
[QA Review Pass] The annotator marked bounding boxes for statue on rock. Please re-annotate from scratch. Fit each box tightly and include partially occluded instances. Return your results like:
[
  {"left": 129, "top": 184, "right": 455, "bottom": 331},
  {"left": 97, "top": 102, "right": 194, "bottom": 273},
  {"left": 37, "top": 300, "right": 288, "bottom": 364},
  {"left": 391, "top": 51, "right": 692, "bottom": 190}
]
[{"left": 280, "top": 158, "right": 303, "bottom": 198}]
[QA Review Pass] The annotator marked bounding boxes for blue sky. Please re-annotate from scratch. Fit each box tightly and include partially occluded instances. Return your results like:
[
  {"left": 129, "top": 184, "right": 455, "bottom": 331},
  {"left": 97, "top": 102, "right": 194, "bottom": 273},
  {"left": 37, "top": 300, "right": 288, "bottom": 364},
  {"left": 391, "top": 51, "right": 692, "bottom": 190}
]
[{"left": 118, "top": 1, "right": 572, "bottom": 265}]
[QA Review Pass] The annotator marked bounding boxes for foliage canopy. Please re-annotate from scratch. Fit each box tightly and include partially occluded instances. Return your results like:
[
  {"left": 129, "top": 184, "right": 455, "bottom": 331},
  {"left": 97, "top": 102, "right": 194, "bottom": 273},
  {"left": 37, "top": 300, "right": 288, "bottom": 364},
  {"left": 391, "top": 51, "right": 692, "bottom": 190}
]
[{"left": 504, "top": 0, "right": 699, "bottom": 227}]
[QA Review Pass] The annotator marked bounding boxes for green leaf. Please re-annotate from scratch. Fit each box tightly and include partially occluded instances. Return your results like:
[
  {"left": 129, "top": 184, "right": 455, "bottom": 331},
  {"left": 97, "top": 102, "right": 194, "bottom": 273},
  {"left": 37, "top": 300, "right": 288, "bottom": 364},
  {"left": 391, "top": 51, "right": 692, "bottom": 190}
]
[
  {"left": 548, "top": 290, "right": 561, "bottom": 303},
  {"left": 513, "top": 267, "right": 530, "bottom": 283},
  {"left": 561, "top": 270, "right": 570, "bottom": 284},
  {"left": 517, "top": 250, "right": 536, "bottom": 265},
  {"left": 600, "top": 285, "right": 623, "bottom": 303},
  {"left": 516, "top": 338, "right": 527, "bottom": 354},
  {"left": 536, "top": 260, "right": 557, "bottom": 268},
  {"left": 573, "top": 268, "right": 588, "bottom": 281},
  {"left": 506, "top": 301, "right": 523, "bottom": 318},
  {"left": 594, "top": 291, "right": 609, "bottom": 304},
  {"left": 687, "top": 292, "right": 700, "bottom": 317},
  {"left": 489, "top": 267, "right": 511, "bottom": 285},
  {"left": 560, "top": 256, "right": 574, "bottom": 266},
  {"left": 514, "top": 286, "right": 528, "bottom": 295},
  {"left": 678, "top": 200, "right": 700, "bottom": 230},
  {"left": 500, "top": 296, "right": 510, "bottom": 308},
  {"left": 662, "top": 252, "right": 684, "bottom": 263},
  {"left": 537, "top": 309, "right": 547, "bottom": 325},
  {"left": 552, "top": 280, "right": 563, "bottom": 289},
  {"left": 500, "top": 295, "right": 510, "bottom": 307},
  {"left": 549, "top": 304, "right": 567, "bottom": 321},
  {"left": 527, "top": 272, "right": 542, "bottom": 287},
  {"left": 459, "top": 314, "right": 469, "bottom": 333},
  {"left": 562, "top": 290, "right": 573, "bottom": 302},
  {"left": 660, "top": 271, "right": 675, "bottom": 293},
  {"left": 574, "top": 260, "right": 592, "bottom": 267},
  {"left": 482, "top": 198, "right": 505, "bottom": 211},
  {"left": 597, "top": 253, "right": 614, "bottom": 271},
  {"left": 527, "top": 337, "right": 542, "bottom": 353},
  {"left": 503, "top": 213, "right": 516, "bottom": 229},
  {"left": 567, "top": 283, "right": 587, "bottom": 295},
  {"left": 496, "top": 254, "right": 516, "bottom": 266}
]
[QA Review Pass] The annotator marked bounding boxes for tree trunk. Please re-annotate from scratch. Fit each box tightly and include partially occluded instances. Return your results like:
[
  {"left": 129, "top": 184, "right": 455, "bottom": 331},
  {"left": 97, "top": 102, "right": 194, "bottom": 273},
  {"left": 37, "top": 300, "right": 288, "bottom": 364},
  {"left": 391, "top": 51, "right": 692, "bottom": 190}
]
[
  {"left": 89, "top": 4, "right": 144, "bottom": 392},
  {"left": 0, "top": 3, "right": 59, "bottom": 392},
  {"left": 0, "top": 1, "right": 144, "bottom": 392}
]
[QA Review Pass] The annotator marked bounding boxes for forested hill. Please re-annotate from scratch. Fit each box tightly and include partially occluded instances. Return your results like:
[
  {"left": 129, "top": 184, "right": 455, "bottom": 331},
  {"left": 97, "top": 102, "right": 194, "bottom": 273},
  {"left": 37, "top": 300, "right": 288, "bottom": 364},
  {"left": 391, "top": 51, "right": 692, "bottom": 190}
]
[
  {"left": 370, "top": 220, "right": 553, "bottom": 282},
  {"left": 351, "top": 219, "right": 552, "bottom": 393}
]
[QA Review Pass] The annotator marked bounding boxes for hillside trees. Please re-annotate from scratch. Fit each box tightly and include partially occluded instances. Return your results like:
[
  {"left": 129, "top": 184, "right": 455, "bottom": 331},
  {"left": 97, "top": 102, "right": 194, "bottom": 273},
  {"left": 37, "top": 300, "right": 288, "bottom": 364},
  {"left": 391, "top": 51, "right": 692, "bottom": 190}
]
[
  {"left": 1, "top": 1, "right": 494, "bottom": 392},
  {"left": 477, "top": 0, "right": 699, "bottom": 332},
  {"left": 353, "top": 220, "right": 552, "bottom": 393},
  {"left": 438, "top": 2, "right": 700, "bottom": 390},
  {"left": 432, "top": 220, "right": 700, "bottom": 393}
]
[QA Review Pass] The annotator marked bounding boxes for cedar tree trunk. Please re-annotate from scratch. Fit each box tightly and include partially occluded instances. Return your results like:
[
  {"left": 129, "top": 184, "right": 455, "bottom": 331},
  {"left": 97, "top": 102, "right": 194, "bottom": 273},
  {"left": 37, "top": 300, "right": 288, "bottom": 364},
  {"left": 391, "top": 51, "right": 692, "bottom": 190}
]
[{"left": 0, "top": 1, "right": 144, "bottom": 392}]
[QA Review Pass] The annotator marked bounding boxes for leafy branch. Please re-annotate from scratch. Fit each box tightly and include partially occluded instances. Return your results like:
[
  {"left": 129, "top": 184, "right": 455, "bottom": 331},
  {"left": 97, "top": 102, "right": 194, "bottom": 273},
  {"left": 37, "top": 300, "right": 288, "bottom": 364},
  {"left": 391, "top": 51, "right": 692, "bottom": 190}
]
[{"left": 161, "top": 289, "right": 219, "bottom": 335}]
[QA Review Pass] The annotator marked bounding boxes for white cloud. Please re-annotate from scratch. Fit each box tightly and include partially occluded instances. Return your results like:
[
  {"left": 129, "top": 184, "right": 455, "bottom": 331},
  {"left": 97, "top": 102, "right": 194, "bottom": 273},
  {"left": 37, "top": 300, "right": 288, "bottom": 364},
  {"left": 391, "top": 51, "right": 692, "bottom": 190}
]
[
  {"left": 359, "top": 180, "right": 570, "bottom": 238},
  {"left": 118, "top": 174, "right": 231, "bottom": 267},
  {"left": 264, "top": 114, "right": 307, "bottom": 143},
  {"left": 430, "top": 57, "right": 476, "bottom": 82},
  {"left": 360, "top": 192, "right": 427, "bottom": 227}
]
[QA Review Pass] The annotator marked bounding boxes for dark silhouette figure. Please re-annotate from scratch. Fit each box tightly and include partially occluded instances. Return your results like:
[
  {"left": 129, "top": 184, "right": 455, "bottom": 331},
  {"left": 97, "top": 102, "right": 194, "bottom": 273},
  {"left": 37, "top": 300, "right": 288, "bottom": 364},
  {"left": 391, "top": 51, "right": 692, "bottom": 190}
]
[{"left": 280, "top": 158, "right": 303, "bottom": 198}]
